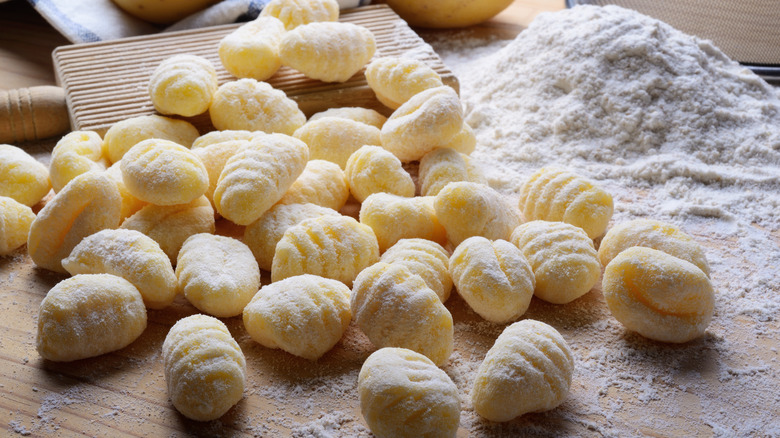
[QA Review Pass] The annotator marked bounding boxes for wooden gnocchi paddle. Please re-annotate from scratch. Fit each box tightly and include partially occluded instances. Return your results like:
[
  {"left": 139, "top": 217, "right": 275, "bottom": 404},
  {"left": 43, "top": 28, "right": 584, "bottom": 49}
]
[{"left": 0, "top": 85, "right": 70, "bottom": 143}]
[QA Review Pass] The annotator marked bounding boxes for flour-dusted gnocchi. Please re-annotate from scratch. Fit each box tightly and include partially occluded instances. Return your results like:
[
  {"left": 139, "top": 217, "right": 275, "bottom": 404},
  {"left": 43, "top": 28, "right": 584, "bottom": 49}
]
[
  {"left": 244, "top": 202, "right": 340, "bottom": 271},
  {"left": 0, "top": 144, "right": 50, "bottom": 206},
  {"left": 243, "top": 274, "right": 351, "bottom": 360},
  {"left": 439, "top": 122, "right": 476, "bottom": 155},
  {"left": 272, "top": 214, "right": 379, "bottom": 286},
  {"left": 518, "top": 167, "right": 614, "bottom": 239},
  {"left": 209, "top": 79, "right": 306, "bottom": 135},
  {"left": 0, "top": 196, "right": 35, "bottom": 256},
  {"left": 345, "top": 145, "right": 415, "bottom": 203},
  {"left": 260, "top": 0, "right": 339, "bottom": 30},
  {"left": 308, "top": 107, "right": 387, "bottom": 129},
  {"left": 103, "top": 114, "right": 199, "bottom": 164},
  {"left": 365, "top": 56, "right": 444, "bottom": 110},
  {"left": 28, "top": 172, "right": 121, "bottom": 273},
  {"left": 121, "top": 139, "right": 209, "bottom": 206},
  {"left": 418, "top": 147, "right": 485, "bottom": 197},
  {"left": 280, "top": 22, "right": 376, "bottom": 83},
  {"left": 192, "top": 138, "right": 250, "bottom": 210},
  {"left": 360, "top": 193, "right": 447, "bottom": 252},
  {"left": 277, "top": 159, "right": 349, "bottom": 210},
  {"left": 510, "top": 220, "right": 600, "bottom": 304},
  {"left": 120, "top": 195, "right": 215, "bottom": 264},
  {"left": 36, "top": 274, "right": 147, "bottom": 362},
  {"left": 380, "top": 238, "right": 452, "bottom": 303},
  {"left": 351, "top": 262, "right": 453, "bottom": 366},
  {"left": 62, "top": 229, "right": 177, "bottom": 310},
  {"left": 176, "top": 234, "right": 261, "bottom": 317},
  {"left": 434, "top": 181, "right": 521, "bottom": 247},
  {"left": 358, "top": 347, "right": 460, "bottom": 438},
  {"left": 49, "top": 131, "right": 108, "bottom": 193},
  {"left": 218, "top": 17, "right": 285, "bottom": 81},
  {"left": 214, "top": 133, "right": 308, "bottom": 225},
  {"left": 598, "top": 218, "right": 710, "bottom": 276},
  {"left": 381, "top": 86, "right": 463, "bottom": 162},
  {"left": 162, "top": 314, "right": 246, "bottom": 421},
  {"left": 602, "top": 246, "right": 714, "bottom": 343},
  {"left": 105, "top": 162, "right": 147, "bottom": 221},
  {"left": 191, "top": 130, "right": 263, "bottom": 150},
  {"left": 293, "top": 117, "right": 381, "bottom": 169},
  {"left": 149, "top": 54, "right": 218, "bottom": 117},
  {"left": 472, "top": 319, "right": 574, "bottom": 422}
]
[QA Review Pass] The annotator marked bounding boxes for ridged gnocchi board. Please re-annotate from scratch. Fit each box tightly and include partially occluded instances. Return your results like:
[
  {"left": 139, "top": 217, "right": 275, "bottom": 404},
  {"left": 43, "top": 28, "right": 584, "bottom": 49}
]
[{"left": 52, "top": 5, "right": 459, "bottom": 135}]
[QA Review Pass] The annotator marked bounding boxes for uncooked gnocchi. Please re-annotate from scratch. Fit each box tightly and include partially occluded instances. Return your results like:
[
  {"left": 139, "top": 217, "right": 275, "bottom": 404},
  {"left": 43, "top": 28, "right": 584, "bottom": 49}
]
[
  {"left": 49, "top": 131, "right": 108, "bottom": 193},
  {"left": 0, "top": 196, "right": 35, "bottom": 256},
  {"left": 277, "top": 159, "right": 349, "bottom": 211},
  {"left": 0, "top": 144, "right": 50, "bottom": 206},
  {"left": 280, "top": 22, "right": 376, "bottom": 83},
  {"left": 105, "top": 162, "right": 147, "bottom": 221},
  {"left": 191, "top": 130, "right": 263, "bottom": 150},
  {"left": 345, "top": 145, "right": 415, "bottom": 202},
  {"left": 293, "top": 117, "right": 381, "bottom": 169},
  {"left": 218, "top": 17, "right": 285, "bottom": 81},
  {"left": 365, "top": 56, "right": 444, "bottom": 110},
  {"left": 602, "top": 246, "right": 714, "bottom": 343},
  {"left": 308, "top": 107, "right": 387, "bottom": 129},
  {"left": 439, "top": 122, "right": 477, "bottom": 155},
  {"left": 272, "top": 214, "right": 379, "bottom": 286},
  {"left": 472, "top": 319, "right": 574, "bottom": 422},
  {"left": 243, "top": 274, "right": 351, "bottom": 360},
  {"left": 351, "top": 262, "right": 453, "bottom": 366},
  {"left": 510, "top": 220, "right": 601, "bottom": 304},
  {"left": 359, "top": 193, "right": 447, "bottom": 252},
  {"left": 209, "top": 79, "right": 306, "bottom": 135},
  {"left": 418, "top": 147, "right": 485, "bottom": 197},
  {"left": 380, "top": 238, "right": 452, "bottom": 303},
  {"left": 62, "top": 229, "right": 177, "bottom": 310},
  {"left": 102, "top": 114, "right": 199, "bottom": 164},
  {"left": 260, "top": 0, "right": 339, "bottom": 30},
  {"left": 449, "top": 236, "right": 534, "bottom": 324},
  {"left": 36, "top": 274, "right": 147, "bottom": 362},
  {"left": 163, "top": 314, "right": 246, "bottom": 421},
  {"left": 518, "top": 167, "right": 614, "bottom": 239},
  {"left": 149, "top": 54, "right": 218, "bottom": 117},
  {"left": 192, "top": 138, "right": 250, "bottom": 210},
  {"left": 358, "top": 347, "right": 460, "bottom": 438}
]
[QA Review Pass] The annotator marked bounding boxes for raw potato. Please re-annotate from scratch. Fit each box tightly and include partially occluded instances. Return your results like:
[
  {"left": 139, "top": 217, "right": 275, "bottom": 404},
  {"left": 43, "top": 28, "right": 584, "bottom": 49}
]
[
  {"left": 0, "top": 144, "right": 50, "bottom": 207},
  {"left": 0, "top": 196, "right": 35, "bottom": 256},
  {"left": 103, "top": 114, "right": 199, "bottom": 164},
  {"left": 360, "top": 193, "right": 447, "bottom": 252},
  {"left": 385, "top": 0, "right": 513, "bottom": 28},
  {"left": 36, "top": 274, "right": 147, "bottom": 362},
  {"left": 380, "top": 238, "right": 452, "bottom": 303},
  {"left": 49, "top": 131, "right": 108, "bottom": 193},
  {"left": 149, "top": 54, "right": 218, "bottom": 117},
  {"left": 111, "top": 0, "right": 220, "bottom": 24},
  {"left": 358, "top": 347, "right": 460, "bottom": 438},
  {"left": 345, "top": 145, "right": 415, "bottom": 203}
]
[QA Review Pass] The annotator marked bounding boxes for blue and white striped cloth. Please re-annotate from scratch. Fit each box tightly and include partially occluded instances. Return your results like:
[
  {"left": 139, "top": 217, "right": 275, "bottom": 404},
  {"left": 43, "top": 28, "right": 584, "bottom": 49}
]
[{"left": 27, "top": 0, "right": 372, "bottom": 44}]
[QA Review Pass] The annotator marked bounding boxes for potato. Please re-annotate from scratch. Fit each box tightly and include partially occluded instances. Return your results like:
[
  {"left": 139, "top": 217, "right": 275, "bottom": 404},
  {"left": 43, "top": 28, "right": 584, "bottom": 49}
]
[
  {"left": 385, "top": 0, "right": 513, "bottom": 28},
  {"left": 111, "top": 0, "right": 220, "bottom": 24}
]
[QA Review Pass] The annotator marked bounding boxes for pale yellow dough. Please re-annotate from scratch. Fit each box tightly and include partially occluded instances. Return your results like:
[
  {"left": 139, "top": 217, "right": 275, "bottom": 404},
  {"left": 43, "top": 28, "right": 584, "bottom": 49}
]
[
  {"left": 191, "top": 130, "right": 264, "bottom": 150},
  {"left": 308, "top": 107, "right": 387, "bottom": 129},
  {"left": 359, "top": 193, "right": 447, "bottom": 252},
  {"left": 418, "top": 147, "right": 485, "bottom": 197},
  {"left": 0, "top": 196, "right": 35, "bottom": 256},
  {"left": 293, "top": 117, "right": 381, "bottom": 169},
  {"left": 218, "top": 17, "right": 285, "bottom": 81},
  {"left": 260, "top": 0, "right": 339, "bottom": 30},
  {"left": 49, "top": 131, "right": 108, "bottom": 193},
  {"left": 0, "top": 144, "right": 50, "bottom": 207},
  {"left": 149, "top": 54, "right": 218, "bottom": 117},
  {"left": 209, "top": 79, "right": 306, "bottom": 134},
  {"left": 345, "top": 145, "right": 415, "bottom": 203},
  {"left": 380, "top": 238, "right": 452, "bottom": 303},
  {"left": 105, "top": 162, "right": 147, "bottom": 221},
  {"left": 365, "top": 56, "right": 443, "bottom": 110},
  {"left": 103, "top": 114, "right": 199, "bottom": 164},
  {"left": 277, "top": 159, "right": 349, "bottom": 210},
  {"left": 192, "top": 138, "right": 250, "bottom": 211}
]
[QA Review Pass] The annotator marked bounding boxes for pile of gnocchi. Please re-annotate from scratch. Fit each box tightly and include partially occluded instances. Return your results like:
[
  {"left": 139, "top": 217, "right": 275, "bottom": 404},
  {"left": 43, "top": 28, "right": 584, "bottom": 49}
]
[{"left": 0, "top": 0, "right": 715, "bottom": 434}]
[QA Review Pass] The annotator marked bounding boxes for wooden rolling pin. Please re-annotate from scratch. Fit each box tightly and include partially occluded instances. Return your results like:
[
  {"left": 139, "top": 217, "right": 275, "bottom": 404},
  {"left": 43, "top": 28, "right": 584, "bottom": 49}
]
[{"left": 0, "top": 86, "right": 71, "bottom": 144}]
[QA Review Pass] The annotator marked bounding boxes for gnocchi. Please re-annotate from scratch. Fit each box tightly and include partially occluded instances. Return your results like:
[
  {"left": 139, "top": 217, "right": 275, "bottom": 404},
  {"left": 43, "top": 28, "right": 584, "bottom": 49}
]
[
  {"left": 365, "top": 56, "right": 444, "bottom": 110},
  {"left": 345, "top": 145, "right": 415, "bottom": 203},
  {"left": 105, "top": 162, "right": 147, "bottom": 221},
  {"left": 418, "top": 147, "right": 485, "bottom": 197},
  {"left": 149, "top": 54, "right": 218, "bottom": 117},
  {"left": 260, "top": 0, "right": 339, "bottom": 30},
  {"left": 103, "top": 114, "right": 199, "bottom": 164},
  {"left": 293, "top": 117, "right": 381, "bottom": 169},
  {"left": 380, "top": 238, "right": 452, "bottom": 303},
  {"left": 192, "top": 138, "right": 249, "bottom": 210},
  {"left": 308, "top": 107, "right": 387, "bottom": 129},
  {"left": 0, "top": 196, "right": 35, "bottom": 256},
  {"left": 218, "top": 17, "right": 285, "bottom": 81},
  {"left": 439, "top": 122, "right": 476, "bottom": 155},
  {"left": 0, "top": 144, "right": 50, "bottom": 206},
  {"left": 359, "top": 193, "right": 447, "bottom": 252},
  {"left": 209, "top": 79, "right": 306, "bottom": 135},
  {"left": 191, "top": 130, "right": 262, "bottom": 150},
  {"left": 49, "top": 131, "right": 108, "bottom": 193},
  {"left": 277, "top": 159, "right": 349, "bottom": 211}
]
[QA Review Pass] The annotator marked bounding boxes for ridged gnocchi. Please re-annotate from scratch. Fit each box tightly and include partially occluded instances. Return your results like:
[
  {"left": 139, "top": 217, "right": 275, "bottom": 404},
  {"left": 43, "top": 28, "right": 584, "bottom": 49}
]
[
  {"left": 36, "top": 274, "right": 147, "bottom": 362},
  {"left": 472, "top": 319, "right": 574, "bottom": 422},
  {"left": 365, "top": 56, "right": 444, "bottom": 110},
  {"left": 359, "top": 193, "right": 447, "bottom": 252},
  {"left": 103, "top": 114, "right": 199, "bottom": 164},
  {"left": 149, "top": 54, "right": 218, "bottom": 117},
  {"left": 260, "top": 0, "right": 339, "bottom": 31},
  {"left": 280, "top": 22, "right": 376, "bottom": 83},
  {"left": 105, "top": 162, "right": 147, "bottom": 221},
  {"left": 418, "top": 147, "right": 485, "bottom": 197},
  {"left": 602, "top": 246, "right": 715, "bottom": 343},
  {"left": 214, "top": 133, "right": 309, "bottom": 225},
  {"left": 308, "top": 107, "right": 387, "bottom": 129},
  {"left": 163, "top": 314, "right": 246, "bottom": 421},
  {"left": 192, "top": 138, "right": 249, "bottom": 210},
  {"left": 293, "top": 117, "right": 381, "bottom": 169},
  {"left": 191, "top": 129, "right": 262, "bottom": 150},
  {"left": 0, "top": 196, "right": 35, "bottom": 256},
  {"left": 439, "top": 122, "right": 477, "bottom": 155},
  {"left": 510, "top": 220, "right": 601, "bottom": 304},
  {"left": 209, "top": 79, "right": 306, "bottom": 135},
  {"left": 218, "top": 17, "right": 285, "bottom": 81},
  {"left": 62, "top": 229, "right": 177, "bottom": 310},
  {"left": 449, "top": 237, "right": 534, "bottom": 323},
  {"left": 243, "top": 274, "right": 351, "bottom": 360},
  {"left": 277, "top": 159, "right": 349, "bottom": 211},
  {"left": 0, "top": 144, "right": 50, "bottom": 207},
  {"left": 518, "top": 167, "right": 614, "bottom": 239},
  {"left": 358, "top": 347, "right": 460, "bottom": 438},
  {"left": 380, "top": 238, "right": 452, "bottom": 303},
  {"left": 49, "top": 131, "right": 108, "bottom": 193},
  {"left": 345, "top": 145, "right": 415, "bottom": 203},
  {"left": 351, "top": 262, "right": 454, "bottom": 366}
]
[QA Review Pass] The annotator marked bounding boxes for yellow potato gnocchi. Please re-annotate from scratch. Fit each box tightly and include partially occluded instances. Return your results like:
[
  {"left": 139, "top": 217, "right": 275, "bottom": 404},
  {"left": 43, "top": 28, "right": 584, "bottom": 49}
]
[
  {"left": 272, "top": 214, "right": 379, "bottom": 286},
  {"left": 28, "top": 172, "right": 121, "bottom": 273},
  {"left": 105, "top": 162, "right": 147, "bottom": 221},
  {"left": 191, "top": 130, "right": 263, "bottom": 150},
  {"left": 149, "top": 54, "right": 218, "bottom": 117},
  {"left": 192, "top": 138, "right": 249, "bottom": 210},
  {"left": 439, "top": 122, "right": 477, "bottom": 155},
  {"left": 380, "top": 238, "right": 452, "bottom": 303},
  {"left": 103, "top": 114, "right": 199, "bottom": 164},
  {"left": 176, "top": 234, "right": 261, "bottom": 318},
  {"left": 511, "top": 220, "right": 601, "bottom": 304},
  {"left": 36, "top": 274, "right": 147, "bottom": 362},
  {"left": 380, "top": 86, "right": 463, "bottom": 162},
  {"left": 243, "top": 274, "right": 351, "bottom": 360},
  {"left": 214, "top": 133, "right": 309, "bottom": 225},
  {"left": 345, "top": 145, "right": 415, "bottom": 202},
  {"left": 598, "top": 218, "right": 710, "bottom": 276},
  {"left": 293, "top": 117, "right": 381, "bottom": 169},
  {"left": 418, "top": 147, "right": 485, "bottom": 197},
  {"left": 358, "top": 347, "right": 460, "bottom": 438},
  {"left": 360, "top": 193, "right": 447, "bottom": 252},
  {"left": 518, "top": 167, "right": 614, "bottom": 239},
  {"left": 218, "top": 17, "right": 285, "bottom": 81},
  {"left": 209, "top": 79, "right": 306, "bottom": 134},
  {"left": 244, "top": 202, "right": 340, "bottom": 271},
  {"left": 434, "top": 181, "right": 521, "bottom": 247},
  {"left": 0, "top": 196, "right": 35, "bottom": 256},
  {"left": 602, "top": 246, "right": 715, "bottom": 343},
  {"left": 62, "top": 229, "right": 177, "bottom": 310},
  {"left": 260, "top": 0, "right": 339, "bottom": 30},
  {"left": 277, "top": 159, "right": 349, "bottom": 210},
  {"left": 121, "top": 138, "right": 209, "bottom": 206},
  {"left": 472, "top": 319, "right": 574, "bottom": 422},
  {"left": 49, "top": 131, "right": 108, "bottom": 193},
  {"left": 308, "top": 107, "right": 387, "bottom": 129},
  {"left": 280, "top": 22, "right": 376, "bottom": 83},
  {"left": 365, "top": 56, "right": 444, "bottom": 110},
  {"left": 163, "top": 314, "right": 246, "bottom": 421},
  {"left": 0, "top": 144, "right": 50, "bottom": 207},
  {"left": 449, "top": 237, "right": 534, "bottom": 323},
  {"left": 351, "top": 262, "right": 453, "bottom": 366}
]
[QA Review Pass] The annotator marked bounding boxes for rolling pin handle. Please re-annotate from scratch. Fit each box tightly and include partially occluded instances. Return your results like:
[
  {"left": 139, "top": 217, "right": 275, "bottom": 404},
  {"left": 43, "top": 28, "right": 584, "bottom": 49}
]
[{"left": 0, "top": 86, "right": 71, "bottom": 144}]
